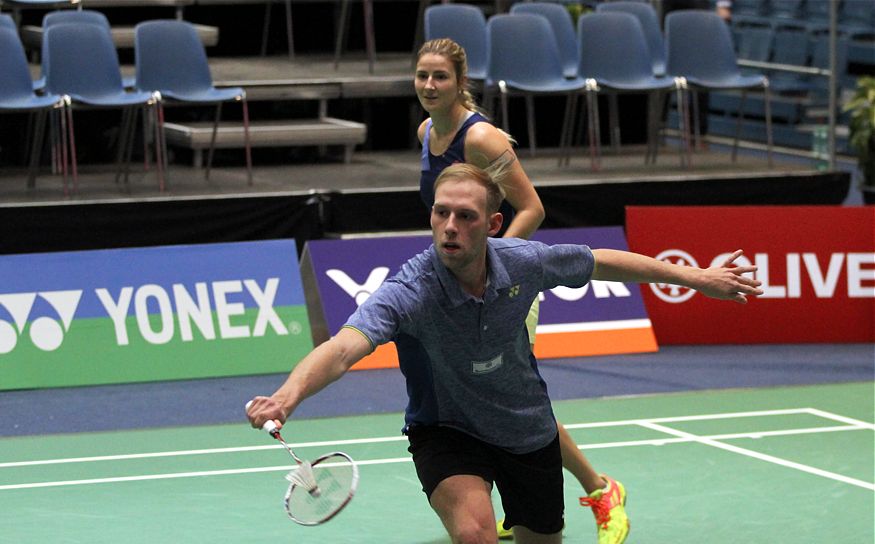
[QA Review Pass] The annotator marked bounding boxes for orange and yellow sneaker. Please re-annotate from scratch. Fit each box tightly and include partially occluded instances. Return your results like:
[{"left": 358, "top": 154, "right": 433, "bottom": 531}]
[{"left": 579, "top": 475, "right": 629, "bottom": 544}]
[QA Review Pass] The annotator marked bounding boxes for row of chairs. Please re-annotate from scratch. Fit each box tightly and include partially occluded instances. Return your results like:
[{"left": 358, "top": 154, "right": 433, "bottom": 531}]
[
  {"left": 732, "top": 0, "right": 875, "bottom": 34},
  {"left": 0, "top": 13, "right": 252, "bottom": 194},
  {"left": 424, "top": 2, "right": 772, "bottom": 168}
]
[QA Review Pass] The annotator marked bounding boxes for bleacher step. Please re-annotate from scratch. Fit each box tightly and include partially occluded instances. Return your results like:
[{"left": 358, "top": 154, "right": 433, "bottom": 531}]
[
  {"left": 162, "top": 117, "right": 368, "bottom": 165},
  {"left": 20, "top": 23, "right": 219, "bottom": 51}
]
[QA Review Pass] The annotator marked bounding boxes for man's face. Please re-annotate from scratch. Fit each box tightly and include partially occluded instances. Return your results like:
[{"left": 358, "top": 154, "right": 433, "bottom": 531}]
[{"left": 431, "top": 178, "right": 502, "bottom": 273}]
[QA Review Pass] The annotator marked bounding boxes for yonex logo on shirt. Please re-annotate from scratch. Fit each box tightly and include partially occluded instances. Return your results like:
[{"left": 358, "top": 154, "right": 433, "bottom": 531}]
[{"left": 508, "top": 285, "right": 520, "bottom": 297}]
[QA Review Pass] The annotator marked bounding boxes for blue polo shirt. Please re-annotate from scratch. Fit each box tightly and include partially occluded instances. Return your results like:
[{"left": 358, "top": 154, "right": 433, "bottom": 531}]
[{"left": 344, "top": 237, "right": 595, "bottom": 454}]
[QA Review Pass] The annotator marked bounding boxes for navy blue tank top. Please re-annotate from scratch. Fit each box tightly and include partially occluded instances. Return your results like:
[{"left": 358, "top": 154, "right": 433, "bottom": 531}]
[{"left": 420, "top": 112, "right": 515, "bottom": 237}]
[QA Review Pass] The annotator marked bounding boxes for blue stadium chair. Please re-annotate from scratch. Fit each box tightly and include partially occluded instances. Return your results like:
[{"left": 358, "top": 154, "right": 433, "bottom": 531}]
[
  {"left": 135, "top": 20, "right": 252, "bottom": 185},
  {"left": 485, "top": 13, "right": 587, "bottom": 163},
  {"left": 735, "top": 25, "right": 774, "bottom": 64},
  {"left": 596, "top": 0, "right": 666, "bottom": 77},
  {"left": 423, "top": 4, "right": 489, "bottom": 80},
  {"left": 768, "top": 27, "right": 810, "bottom": 94},
  {"left": 665, "top": 9, "right": 773, "bottom": 165},
  {"left": 44, "top": 23, "right": 166, "bottom": 191},
  {"left": 841, "top": 0, "right": 875, "bottom": 33},
  {"left": 38, "top": 9, "right": 135, "bottom": 91},
  {"left": 0, "top": 26, "right": 73, "bottom": 193},
  {"left": 510, "top": 2, "right": 579, "bottom": 78},
  {"left": 769, "top": 0, "right": 804, "bottom": 21},
  {"left": 576, "top": 12, "right": 689, "bottom": 167},
  {"left": 0, "top": 13, "right": 16, "bottom": 30}
]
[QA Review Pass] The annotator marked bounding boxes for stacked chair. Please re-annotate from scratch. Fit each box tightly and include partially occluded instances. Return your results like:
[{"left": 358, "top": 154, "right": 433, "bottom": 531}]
[
  {"left": 134, "top": 20, "right": 252, "bottom": 186},
  {"left": 43, "top": 22, "right": 166, "bottom": 192},
  {"left": 0, "top": 22, "right": 73, "bottom": 193}
]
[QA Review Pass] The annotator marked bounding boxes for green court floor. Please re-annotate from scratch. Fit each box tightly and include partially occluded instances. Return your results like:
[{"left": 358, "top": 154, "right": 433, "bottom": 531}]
[{"left": 1, "top": 382, "right": 872, "bottom": 543}]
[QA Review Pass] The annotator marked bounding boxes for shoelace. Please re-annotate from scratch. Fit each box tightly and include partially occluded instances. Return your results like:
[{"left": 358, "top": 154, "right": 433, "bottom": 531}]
[{"left": 580, "top": 494, "right": 612, "bottom": 529}]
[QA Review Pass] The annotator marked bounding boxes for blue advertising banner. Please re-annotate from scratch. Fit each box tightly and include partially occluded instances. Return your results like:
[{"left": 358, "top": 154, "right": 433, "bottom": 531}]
[
  {"left": 302, "top": 227, "right": 657, "bottom": 369},
  {"left": 0, "top": 240, "right": 312, "bottom": 390}
]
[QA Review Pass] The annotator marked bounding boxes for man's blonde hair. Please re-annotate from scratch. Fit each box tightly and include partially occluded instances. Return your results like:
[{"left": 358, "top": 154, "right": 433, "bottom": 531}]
[{"left": 433, "top": 154, "right": 514, "bottom": 214}]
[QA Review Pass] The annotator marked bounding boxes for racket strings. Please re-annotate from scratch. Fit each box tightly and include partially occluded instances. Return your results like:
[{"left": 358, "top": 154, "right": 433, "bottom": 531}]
[{"left": 284, "top": 453, "right": 358, "bottom": 525}]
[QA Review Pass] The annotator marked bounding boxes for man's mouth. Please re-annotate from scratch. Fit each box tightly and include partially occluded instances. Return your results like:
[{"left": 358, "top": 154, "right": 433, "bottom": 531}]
[{"left": 443, "top": 242, "right": 460, "bottom": 252}]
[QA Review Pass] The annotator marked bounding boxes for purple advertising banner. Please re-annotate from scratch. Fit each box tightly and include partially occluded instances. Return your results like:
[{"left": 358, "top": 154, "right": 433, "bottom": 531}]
[{"left": 302, "top": 227, "right": 657, "bottom": 368}]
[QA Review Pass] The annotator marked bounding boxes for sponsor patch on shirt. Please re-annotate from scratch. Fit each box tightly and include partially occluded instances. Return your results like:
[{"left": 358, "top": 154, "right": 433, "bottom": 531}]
[{"left": 472, "top": 353, "right": 503, "bottom": 374}]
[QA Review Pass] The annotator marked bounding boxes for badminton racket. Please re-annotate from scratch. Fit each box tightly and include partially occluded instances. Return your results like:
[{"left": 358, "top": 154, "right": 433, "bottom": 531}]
[{"left": 245, "top": 401, "right": 359, "bottom": 525}]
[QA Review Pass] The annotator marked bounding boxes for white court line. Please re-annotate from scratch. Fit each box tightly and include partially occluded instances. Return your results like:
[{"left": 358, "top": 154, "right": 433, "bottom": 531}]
[
  {"left": 638, "top": 421, "right": 875, "bottom": 491},
  {"left": 803, "top": 408, "right": 875, "bottom": 430},
  {"left": 0, "top": 458, "right": 413, "bottom": 491},
  {"left": 562, "top": 408, "right": 816, "bottom": 430},
  {"left": 0, "top": 408, "right": 868, "bottom": 469},
  {"left": 1, "top": 424, "right": 870, "bottom": 491},
  {"left": 0, "top": 436, "right": 407, "bottom": 469}
]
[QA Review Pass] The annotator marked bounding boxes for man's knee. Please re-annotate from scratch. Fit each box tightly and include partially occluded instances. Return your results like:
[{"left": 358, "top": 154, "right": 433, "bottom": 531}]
[{"left": 450, "top": 518, "right": 497, "bottom": 544}]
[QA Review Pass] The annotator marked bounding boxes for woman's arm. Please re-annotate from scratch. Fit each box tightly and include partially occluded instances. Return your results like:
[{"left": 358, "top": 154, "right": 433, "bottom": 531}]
[{"left": 465, "top": 122, "right": 544, "bottom": 239}]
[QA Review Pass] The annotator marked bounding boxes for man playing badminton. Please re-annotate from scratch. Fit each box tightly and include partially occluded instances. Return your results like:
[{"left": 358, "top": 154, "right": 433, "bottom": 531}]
[{"left": 247, "top": 162, "right": 763, "bottom": 544}]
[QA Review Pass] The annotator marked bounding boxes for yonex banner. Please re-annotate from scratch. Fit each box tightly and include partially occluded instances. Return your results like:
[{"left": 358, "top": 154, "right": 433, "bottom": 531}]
[
  {"left": 0, "top": 240, "right": 312, "bottom": 390},
  {"left": 301, "top": 227, "right": 657, "bottom": 369},
  {"left": 626, "top": 206, "right": 875, "bottom": 344}
]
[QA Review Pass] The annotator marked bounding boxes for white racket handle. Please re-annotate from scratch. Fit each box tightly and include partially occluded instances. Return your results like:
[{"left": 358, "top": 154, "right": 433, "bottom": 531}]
[{"left": 245, "top": 400, "right": 280, "bottom": 435}]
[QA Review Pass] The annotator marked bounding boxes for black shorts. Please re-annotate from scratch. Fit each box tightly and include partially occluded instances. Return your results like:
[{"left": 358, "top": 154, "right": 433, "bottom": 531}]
[{"left": 406, "top": 425, "right": 564, "bottom": 535}]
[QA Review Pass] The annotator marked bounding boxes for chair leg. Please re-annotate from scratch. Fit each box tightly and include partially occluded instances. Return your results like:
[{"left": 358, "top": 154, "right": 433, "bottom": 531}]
[
  {"left": 677, "top": 81, "right": 692, "bottom": 167},
  {"left": 261, "top": 1, "right": 272, "bottom": 56},
  {"left": 586, "top": 87, "right": 601, "bottom": 171},
  {"left": 142, "top": 107, "right": 151, "bottom": 172},
  {"left": 241, "top": 95, "right": 253, "bottom": 186},
  {"left": 363, "top": 0, "right": 375, "bottom": 74},
  {"left": 732, "top": 90, "right": 747, "bottom": 163},
  {"left": 525, "top": 94, "right": 535, "bottom": 157},
  {"left": 764, "top": 83, "right": 773, "bottom": 168},
  {"left": 64, "top": 98, "right": 78, "bottom": 192},
  {"left": 26, "top": 110, "right": 47, "bottom": 190},
  {"left": 557, "top": 92, "right": 574, "bottom": 168},
  {"left": 608, "top": 93, "right": 620, "bottom": 154},
  {"left": 334, "top": 0, "right": 351, "bottom": 70},
  {"left": 114, "top": 108, "right": 133, "bottom": 186},
  {"left": 645, "top": 92, "right": 655, "bottom": 165},
  {"left": 691, "top": 90, "right": 702, "bottom": 151},
  {"left": 205, "top": 102, "right": 223, "bottom": 181},
  {"left": 122, "top": 108, "right": 139, "bottom": 191},
  {"left": 558, "top": 92, "right": 579, "bottom": 168},
  {"left": 152, "top": 99, "right": 167, "bottom": 193},
  {"left": 500, "top": 86, "right": 510, "bottom": 136},
  {"left": 284, "top": 0, "right": 294, "bottom": 60}
]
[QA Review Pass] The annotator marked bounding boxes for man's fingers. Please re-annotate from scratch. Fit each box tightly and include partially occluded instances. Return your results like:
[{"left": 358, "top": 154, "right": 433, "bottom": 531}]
[{"left": 720, "top": 249, "right": 745, "bottom": 267}]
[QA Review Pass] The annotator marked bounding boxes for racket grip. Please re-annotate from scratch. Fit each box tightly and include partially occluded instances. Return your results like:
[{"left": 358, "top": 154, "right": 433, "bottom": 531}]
[{"left": 245, "top": 400, "right": 281, "bottom": 436}]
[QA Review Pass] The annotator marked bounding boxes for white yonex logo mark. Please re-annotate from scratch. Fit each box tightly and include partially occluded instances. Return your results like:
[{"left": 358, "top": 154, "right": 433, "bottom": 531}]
[
  {"left": 0, "top": 290, "right": 83, "bottom": 353},
  {"left": 326, "top": 268, "right": 390, "bottom": 306},
  {"left": 650, "top": 250, "right": 699, "bottom": 303}
]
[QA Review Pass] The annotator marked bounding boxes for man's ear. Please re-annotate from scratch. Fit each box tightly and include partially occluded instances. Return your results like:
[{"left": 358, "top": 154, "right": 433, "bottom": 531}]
[{"left": 488, "top": 212, "right": 503, "bottom": 237}]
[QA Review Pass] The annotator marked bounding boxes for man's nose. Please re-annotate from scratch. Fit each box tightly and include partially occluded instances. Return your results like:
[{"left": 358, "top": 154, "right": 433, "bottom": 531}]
[{"left": 445, "top": 214, "right": 458, "bottom": 233}]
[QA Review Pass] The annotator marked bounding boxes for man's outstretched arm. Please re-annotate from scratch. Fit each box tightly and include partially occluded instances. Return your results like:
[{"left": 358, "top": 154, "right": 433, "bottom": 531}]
[
  {"left": 246, "top": 327, "right": 373, "bottom": 429},
  {"left": 591, "top": 248, "right": 763, "bottom": 304}
]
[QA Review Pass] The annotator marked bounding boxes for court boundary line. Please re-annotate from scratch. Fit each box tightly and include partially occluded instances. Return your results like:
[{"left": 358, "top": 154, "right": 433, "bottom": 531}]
[
  {"left": 2, "top": 407, "right": 872, "bottom": 491},
  {"left": 638, "top": 421, "right": 874, "bottom": 491}
]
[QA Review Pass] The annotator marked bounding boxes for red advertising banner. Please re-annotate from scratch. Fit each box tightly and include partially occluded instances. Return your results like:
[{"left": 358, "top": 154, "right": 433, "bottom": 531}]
[{"left": 626, "top": 206, "right": 875, "bottom": 344}]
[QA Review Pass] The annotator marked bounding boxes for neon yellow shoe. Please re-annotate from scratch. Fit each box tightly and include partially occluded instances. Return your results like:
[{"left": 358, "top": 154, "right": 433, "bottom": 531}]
[
  {"left": 496, "top": 518, "right": 513, "bottom": 540},
  {"left": 579, "top": 475, "right": 629, "bottom": 544}
]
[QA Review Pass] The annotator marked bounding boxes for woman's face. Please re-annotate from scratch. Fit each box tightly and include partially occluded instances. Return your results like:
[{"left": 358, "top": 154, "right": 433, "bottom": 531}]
[{"left": 414, "top": 53, "right": 462, "bottom": 115}]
